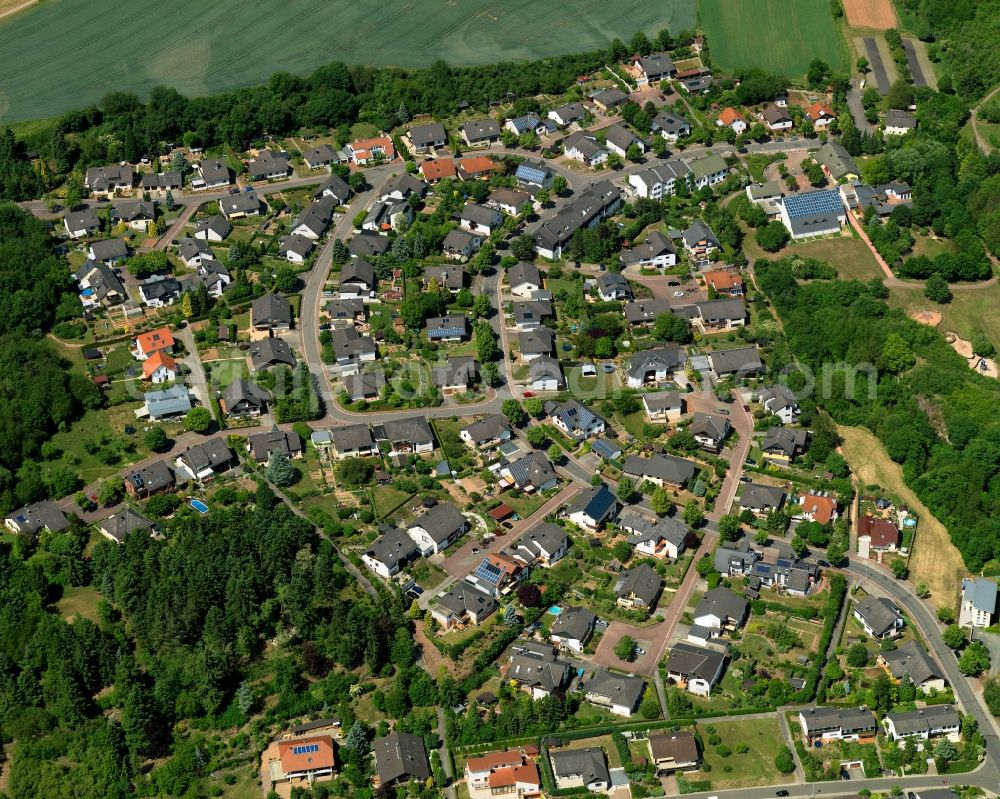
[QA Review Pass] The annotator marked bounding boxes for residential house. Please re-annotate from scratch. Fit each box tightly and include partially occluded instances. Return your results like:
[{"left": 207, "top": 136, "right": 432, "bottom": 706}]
[
  {"left": 517, "top": 327, "right": 555, "bottom": 362},
  {"left": 314, "top": 174, "right": 352, "bottom": 205},
  {"left": 139, "top": 171, "right": 181, "bottom": 192},
  {"left": 648, "top": 732, "right": 700, "bottom": 774},
  {"left": 879, "top": 640, "right": 947, "bottom": 694},
  {"left": 798, "top": 493, "right": 839, "bottom": 525},
  {"left": 531, "top": 181, "right": 622, "bottom": 259},
  {"left": 460, "top": 415, "right": 511, "bottom": 449},
  {"left": 565, "top": 483, "right": 618, "bottom": 532},
  {"left": 562, "top": 132, "right": 608, "bottom": 167},
  {"left": 248, "top": 429, "right": 302, "bottom": 464},
  {"left": 693, "top": 587, "right": 749, "bottom": 636},
  {"left": 512, "top": 299, "right": 553, "bottom": 331},
  {"left": 424, "top": 264, "right": 465, "bottom": 294},
  {"left": 806, "top": 102, "right": 836, "bottom": 130},
  {"left": 4, "top": 501, "right": 69, "bottom": 535},
  {"left": 409, "top": 122, "right": 447, "bottom": 152},
  {"left": 549, "top": 749, "right": 609, "bottom": 793},
  {"left": 622, "top": 453, "right": 696, "bottom": 489},
  {"left": 633, "top": 52, "right": 675, "bottom": 84},
  {"left": 703, "top": 270, "right": 744, "bottom": 297},
  {"left": 460, "top": 119, "right": 501, "bottom": 147},
  {"left": 692, "top": 298, "right": 747, "bottom": 331},
  {"left": 799, "top": 707, "right": 878, "bottom": 744},
  {"left": 302, "top": 143, "right": 341, "bottom": 169},
  {"left": 175, "top": 439, "right": 234, "bottom": 482},
  {"left": 529, "top": 356, "right": 564, "bottom": 391},
  {"left": 138, "top": 276, "right": 181, "bottom": 307},
  {"left": 690, "top": 412, "right": 730, "bottom": 452},
  {"left": 858, "top": 515, "right": 900, "bottom": 551},
  {"left": 651, "top": 111, "right": 692, "bottom": 142},
  {"left": 487, "top": 187, "right": 532, "bottom": 216},
  {"left": 291, "top": 195, "right": 337, "bottom": 239},
  {"left": 64, "top": 208, "right": 101, "bottom": 238},
  {"left": 344, "top": 370, "right": 385, "bottom": 401},
  {"left": 761, "top": 104, "right": 793, "bottom": 131},
  {"left": 665, "top": 642, "right": 727, "bottom": 697},
  {"left": 372, "top": 732, "right": 429, "bottom": 787},
  {"left": 252, "top": 292, "right": 292, "bottom": 334},
  {"left": 457, "top": 156, "right": 500, "bottom": 181},
  {"left": 682, "top": 219, "right": 721, "bottom": 264},
  {"left": 547, "top": 399, "right": 606, "bottom": 440},
  {"left": 615, "top": 563, "right": 664, "bottom": 611},
  {"left": 547, "top": 102, "right": 587, "bottom": 127},
  {"left": 348, "top": 231, "right": 391, "bottom": 258},
  {"left": 430, "top": 580, "right": 497, "bottom": 628},
  {"left": 115, "top": 199, "right": 156, "bottom": 230},
  {"left": 219, "top": 190, "right": 261, "bottom": 219},
  {"left": 361, "top": 199, "right": 412, "bottom": 234},
  {"left": 625, "top": 346, "right": 686, "bottom": 388},
  {"left": 739, "top": 483, "right": 786, "bottom": 516},
  {"left": 325, "top": 297, "right": 366, "bottom": 328},
  {"left": 750, "top": 556, "right": 818, "bottom": 597},
  {"left": 273, "top": 736, "right": 336, "bottom": 785},
  {"left": 601, "top": 124, "right": 644, "bottom": 158},
  {"left": 595, "top": 272, "right": 632, "bottom": 301},
  {"left": 467, "top": 552, "right": 526, "bottom": 598},
  {"left": 123, "top": 460, "right": 174, "bottom": 499},
  {"left": 642, "top": 391, "right": 685, "bottom": 423},
  {"left": 380, "top": 416, "right": 435, "bottom": 454},
  {"left": 628, "top": 159, "right": 692, "bottom": 199},
  {"left": 708, "top": 346, "right": 764, "bottom": 378},
  {"left": 507, "top": 640, "right": 572, "bottom": 698},
  {"left": 339, "top": 257, "right": 376, "bottom": 298},
  {"left": 960, "top": 578, "right": 998, "bottom": 628},
  {"left": 841, "top": 181, "right": 913, "bottom": 218},
  {"left": 195, "top": 159, "right": 232, "bottom": 189},
  {"left": 426, "top": 314, "right": 468, "bottom": 342},
  {"left": 746, "top": 180, "right": 785, "bottom": 217},
  {"left": 460, "top": 203, "right": 503, "bottom": 235},
  {"left": 330, "top": 423, "right": 378, "bottom": 460},
  {"left": 248, "top": 337, "right": 295, "bottom": 372},
  {"left": 762, "top": 426, "right": 809, "bottom": 465},
  {"left": 221, "top": 379, "right": 271, "bottom": 418},
  {"left": 687, "top": 153, "right": 729, "bottom": 190},
  {"left": 75, "top": 261, "right": 126, "bottom": 308},
  {"left": 362, "top": 527, "right": 419, "bottom": 579},
  {"left": 432, "top": 356, "right": 478, "bottom": 395},
  {"left": 511, "top": 523, "right": 569, "bottom": 567},
  {"left": 464, "top": 749, "right": 540, "bottom": 799},
  {"left": 590, "top": 87, "right": 628, "bottom": 112},
  {"left": 442, "top": 228, "right": 484, "bottom": 261},
  {"left": 278, "top": 233, "right": 314, "bottom": 264},
  {"left": 814, "top": 142, "right": 860, "bottom": 182},
  {"left": 619, "top": 508, "right": 690, "bottom": 560},
  {"left": 142, "top": 385, "right": 191, "bottom": 420},
  {"left": 624, "top": 299, "right": 674, "bottom": 328},
  {"left": 779, "top": 190, "right": 846, "bottom": 239},
  {"left": 854, "top": 596, "right": 904, "bottom": 639},
  {"left": 349, "top": 136, "right": 394, "bottom": 165},
  {"left": 620, "top": 231, "right": 676, "bottom": 270},
  {"left": 884, "top": 109, "right": 917, "bottom": 136},
  {"left": 582, "top": 669, "right": 646, "bottom": 717},
  {"left": 505, "top": 112, "right": 545, "bottom": 136},
  {"left": 98, "top": 507, "right": 156, "bottom": 544},
  {"left": 85, "top": 163, "right": 134, "bottom": 195},
  {"left": 591, "top": 438, "right": 623, "bottom": 461},
  {"left": 142, "top": 350, "right": 177, "bottom": 383},
  {"left": 177, "top": 236, "right": 213, "bottom": 267},
  {"left": 885, "top": 706, "right": 960, "bottom": 742},
  {"left": 379, "top": 173, "right": 427, "bottom": 203},
  {"left": 714, "top": 542, "right": 762, "bottom": 576},
  {"left": 508, "top": 262, "right": 543, "bottom": 297},
  {"left": 758, "top": 384, "right": 799, "bottom": 423},
  {"left": 717, "top": 107, "right": 747, "bottom": 134},
  {"left": 500, "top": 452, "right": 559, "bottom": 494},
  {"left": 550, "top": 607, "right": 597, "bottom": 653}
]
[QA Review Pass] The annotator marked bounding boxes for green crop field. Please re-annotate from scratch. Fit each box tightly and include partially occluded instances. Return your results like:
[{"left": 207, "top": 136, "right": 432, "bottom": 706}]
[
  {"left": 700, "top": 0, "right": 845, "bottom": 79},
  {"left": 0, "top": 0, "right": 695, "bottom": 123}
]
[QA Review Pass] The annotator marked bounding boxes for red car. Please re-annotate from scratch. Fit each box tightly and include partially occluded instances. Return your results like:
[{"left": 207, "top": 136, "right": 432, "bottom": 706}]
[{"left": 523, "top": 391, "right": 535, "bottom": 398}]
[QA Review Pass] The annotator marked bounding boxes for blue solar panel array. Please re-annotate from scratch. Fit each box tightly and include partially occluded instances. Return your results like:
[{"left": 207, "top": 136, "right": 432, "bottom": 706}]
[
  {"left": 474, "top": 558, "right": 504, "bottom": 585},
  {"left": 292, "top": 743, "right": 320, "bottom": 754},
  {"left": 782, "top": 190, "right": 844, "bottom": 219}
]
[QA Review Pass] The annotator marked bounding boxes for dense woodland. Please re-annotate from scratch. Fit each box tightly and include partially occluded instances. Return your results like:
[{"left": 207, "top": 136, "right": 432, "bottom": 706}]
[{"left": 758, "top": 259, "right": 1000, "bottom": 570}]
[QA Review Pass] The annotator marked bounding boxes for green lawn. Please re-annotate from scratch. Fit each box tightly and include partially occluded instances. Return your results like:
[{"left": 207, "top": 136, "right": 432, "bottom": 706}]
[
  {"left": 54, "top": 585, "right": 102, "bottom": 623},
  {"left": 371, "top": 485, "right": 416, "bottom": 520},
  {"left": 889, "top": 281, "right": 1000, "bottom": 353},
  {"left": 745, "top": 232, "right": 884, "bottom": 283},
  {"left": 0, "top": 0, "right": 694, "bottom": 122},
  {"left": 502, "top": 491, "right": 548, "bottom": 519},
  {"left": 690, "top": 718, "right": 786, "bottom": 789},
  {"left": 700, "top": 0, "right": 845, "bottom": 78}
]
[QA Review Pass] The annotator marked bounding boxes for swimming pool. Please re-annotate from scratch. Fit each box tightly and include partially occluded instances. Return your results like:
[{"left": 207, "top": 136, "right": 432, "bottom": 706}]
[
  {"left": 903, "top": 518, "right": 916, "bottom": 527},
  {"left": 548, "top": 605, "right": 562, "bottom": 616},
  {"left": 190, "top": 499, "right": 209, "bottom": 514}
]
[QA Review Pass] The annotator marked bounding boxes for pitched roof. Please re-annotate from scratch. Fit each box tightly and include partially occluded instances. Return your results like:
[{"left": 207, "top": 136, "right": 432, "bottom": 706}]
[
  {"left": 341, "top": 257, "right": 376, "bottom": 288},
  {"left": 5, "top": 500, "right": 69, "bottom": 535},
  {"left": 330, "top": 326, "right": 377, "bottom": 360},
  {"left": 887, "top": 705, "right": 959, "bottom": 735},
  {"left": 651, "top": 111, "right": 691, "bottom": 135},
  {"left": 249, "top": 337, "right": 295, "bottom": 371},
  {"left": 624, "top": 299, "right": 674, "bottom": 324},
  {"left": 432, "top": 356, "right": 478, "bottom": 388},
  {"left": 547, "top": 399, "right": 604, "bottom": 434},
  {"left": 251, "top": 292, "right": 292, "bottom": 327},
  {"left": 666, "top": 641, "right": 726, "bottom": 681},
  {"left": 858, "top": 515, "right": 900, "bottom": 548},
  {"left": 125, "top": 459, "right": 174, "bottom": 494},
  {"left": 739, "top": 483, "right": 786, "bottom": 509},
  {"left": 709, "top": 346, "right": 763, "bottom": 375},
  {"left": 615, "top": 562, "right": 664, "bottom": 605},
  {"left": 514, "top": 522, "right": 567, "bottom": 558},
  {"left": 620, "top": 231, "right": 675, "bottom": 266},
  {"left": 434, "top": 580, "right": 496, "bottom": 617},
  {"left": 962, "top": 577, "right": 998, "bottom": 614},
  {"left": 682, "top": 219, "right": 720, "bottom": 249},
  {"left": 566, "top": 483, "right": 618, "bottom": 522},
  {"left": 762, "top": 426, "right": 808, "bottom": 456},
  {"left": 424, "top": 264, "right": 465, "bottom": 291},
  {"left": 142, "top": 349, "right": 176, "bottom": 379},
  {"left": 348, "top": 231, "right": 390, "bottom": 257},
  {"left": 550, "top": 748, "right": 609, "bottom": 786},
  {"left": 799, "top": 493, "right": 838, "bottom": 524},
  {"left": 179, "top": 438, "right": 233, "bottom": 472},
  {"left": 373, "top": 732, "right": 429, "bottom": 785},
  {"left": 690, "top": 412, "right": 729, "bottom": 443},
  {"left": 460, "top": 118, "right": 500, "bottom": 141},
  {"left": 649, "top": 731, "right": 699, "bottom": 763},
  {"left": 344, "top": 370, "right": 386, "bottom": 400},
  {"left": 409, "top": 121, "right": 447, "bottom": 147},
  {"left": 695, "top": 587, "right": 748, "bottom": 623},
  {"left": 144, "top": 384, "right": 191, "bottom": 417},
  {"left": 814, "top": 142, "right": 859, "bottom": 179},
  {"left": 885, "top": 109, "right": 916, "bottom": 129},
  {"left": 854, "top": 596, "right": 902, "bottom": 636},
  {"left": 461, "top": 202, "right": 502, "bottom": 227},
  {"left": 331, "top": 422, "right": 375, "bottom": 452},
  {"left": 518, "top": 327, "right": 555, "bottom": 356},
  {"left": 505, "top": 451, "right": 557, "bottom": 491},
  {"left": 383, "top": 416, "right": 434, "bottom": 446},
  {"left": 881, "top": 640, "right": 942, "bottom": 685},
  {"left": 89, "top": 237, "right": 128, "bottom": 261},
  {"left": 704, "top": 270, "right": 743, "bottom": 291},
  {"left": 622, "top": 453, "right": 696, "bottom": 485},
  {"left": 278, "top": 735, "right": 335, "bottom": 774},
  {"left": 508, "top": 261, "right": 542, "bottom": 288},
  {"left": 314, "top": 174, "right": 352, "bottom": 202},
  {"left": 529, "top": 356, "right": 563, "bottom": 385},
  {"left": 99, "top": 507, "right": 155, "bottom": 543},
  {"left": 550, "top": 606, "right": 596, "bottom": 641},
  {"left": 718, "top": 107, "right": 745, "bottom": 126},
  {"left": 222, "top": 378, "right": 271, "bottom": 412},
  {"left": 461, "top": 414, "right": 511, "bottom": 444},
  {"left": 248, "top": 429, "right": 302, "bottom": 462},
  {"left": 135, "top": 326, "right": 175, "bottom": 354},
  {"left": 585, "top": 668, "right": 646, "bottom": 711}
]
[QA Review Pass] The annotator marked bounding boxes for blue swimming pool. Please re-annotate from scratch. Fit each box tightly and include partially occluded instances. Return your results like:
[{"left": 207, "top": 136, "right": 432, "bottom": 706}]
[
  {"left": 903, "top": 517, "right": 916, "bottom": 527},
  {"left": 190, "top": 499, "right": 209, "bottom": 514},
  {"left": 548, "top": 605, "right": 562, "bottom": 616}
]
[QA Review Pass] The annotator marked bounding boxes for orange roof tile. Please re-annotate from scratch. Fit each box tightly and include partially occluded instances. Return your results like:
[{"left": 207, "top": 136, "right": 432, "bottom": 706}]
[
  {"left": 135, "top": 326, "right": 175, "bottom": 355},
  {"left": 800, "top": 494, "right": 838, "bottom": 525},
  {"left": 143, "top": 350, "right": 176, "bottom": 379},
  {"left": 465, "top": 749, "right": 525, "bottom": 773},
  {"left": 488, "top": 762, "right": 540, "bottom": 788},
  {"left": 704, "top": 270, "right": 744, "bottom": 291},
  {"left": 277, "top": 736, "right": 335, "bottom": 774},
  {"left": 718, "top": 107, "right": 744, "bottom": 126},
  {"left": 458, "top": 156, "right": 498, "bottom": 176},
  {"left": 806, "top": 102, "right": 835, "bottom": 121},
  {"left": 421, "top": 158, "right": 458, "bottom": 181}
]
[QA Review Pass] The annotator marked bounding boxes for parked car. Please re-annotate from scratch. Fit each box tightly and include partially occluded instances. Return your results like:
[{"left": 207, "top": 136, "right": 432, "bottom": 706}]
[
  {"left": 673, "top": 291, "right": 685, "bottom": 297},
  {"left": 776, "top": 792, "right": 789, "bottom": 797},
  {"left": 716, "top": 408, "right": 730, "bottom": 415}
]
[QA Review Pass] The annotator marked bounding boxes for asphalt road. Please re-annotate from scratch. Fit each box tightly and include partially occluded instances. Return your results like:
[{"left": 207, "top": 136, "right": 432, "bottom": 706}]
[{"left": 864, "top": 37, "right": 891, "bottom": 96}]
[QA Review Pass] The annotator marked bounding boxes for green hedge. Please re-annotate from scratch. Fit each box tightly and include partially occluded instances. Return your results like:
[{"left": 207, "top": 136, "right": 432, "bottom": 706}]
[{"left": 798, "top": 573, "right": 847, "bottom": 703}]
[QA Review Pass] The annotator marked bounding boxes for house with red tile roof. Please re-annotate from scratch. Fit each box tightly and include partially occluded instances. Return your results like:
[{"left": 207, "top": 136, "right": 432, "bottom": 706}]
[
  {"left": 133, "top": 326, "right": 175, "bottom": 359},
  {"left": 703, "top": 270, "right": 744, "bottom": 297},
  {"left": 420, "top": 158, "right": 458, "bottom": 182},
  {"left": 717, "top": 107, "right": 747, "bottom": 134},
  {"left": 858, "top": 514, "right": 900, "bottom": 550},
  {"left": 142, "top": 350, "right": 177, "bottom": 383},
  {"left": 806, "top": 102, "right": 837, "bottom": 130},
  {"left": 798, "top": 493, "right": 839, "bottom": 525},
  {"left": 273, "top": 735, "right": 336, "bottom": 785}
]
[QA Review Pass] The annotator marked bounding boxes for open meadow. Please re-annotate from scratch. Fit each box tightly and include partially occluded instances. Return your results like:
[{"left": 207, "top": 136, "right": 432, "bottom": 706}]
[
  {"left": 0, "top": 0, "right": 694, "bottom": 123},
  {"left": 700, "top": 0, "right": 846, "bottom": 78}
]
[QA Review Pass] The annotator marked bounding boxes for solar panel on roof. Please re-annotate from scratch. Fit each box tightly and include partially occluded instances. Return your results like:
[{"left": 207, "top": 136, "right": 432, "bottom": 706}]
[
  {"left": 292, "top": 743, "right": 320, "bottom": 754},
  {"left": 474, "top": 559, "right": 504, "bottom": 585},
  {"left": 783, "top": 190, "right": 844, "bottom": 219}
]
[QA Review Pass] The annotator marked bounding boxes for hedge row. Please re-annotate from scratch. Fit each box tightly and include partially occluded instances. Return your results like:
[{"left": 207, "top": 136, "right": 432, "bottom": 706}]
[{"left": 797, "top": 573, "right": 847, "bottom": 703}]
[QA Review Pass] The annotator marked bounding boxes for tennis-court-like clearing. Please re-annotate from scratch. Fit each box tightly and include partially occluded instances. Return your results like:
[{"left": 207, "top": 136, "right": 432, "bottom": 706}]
[
  {"left": 0, "top": 0, "right": 695, "bottom": 123},
  {"left": 700, "top": 0, "right": 845, "bottom": 78}
]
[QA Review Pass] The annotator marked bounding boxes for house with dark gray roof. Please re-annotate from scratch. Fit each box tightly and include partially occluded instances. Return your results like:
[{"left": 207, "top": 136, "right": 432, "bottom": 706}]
[
  {"left": 666, "top": 642, "right": 727, "bottom": 696},
  {"left": 739, "top": 483, "right": 786, "bottom": 515},
  {"left": 626, "top": 346, "right": 686, "bottom": 388},
  {"left": 339, "top": 257, "right": 376, "bottom": 297},
  {"left": 460, "top": 202, "right": 504, "bottom": 235},
  {"left": 508, "top": 262, "right": 543, "bottom": 297},
  {"left": 885, "top": 705, "right": 959, "bottom": 742},
  {"left": 252, "top": 293, "right": 292, "bottom": 331},
  {"left": 248, "top": 429, "right": 302, "bottom": 463},
  {"left": 221, "top": 379, "right": 271, "bottom": 417},
  {"left": 330, "top": 423, "right": 378, "bottom": 460},
  {"left": 511, "top": 523, "right": 569, "bottom": 567},
  {"left": 690, "top": 412, "right": 731, "bottom": 452},
  {"left": 517, "top": 327, "right": 555, "bottom": 361},
  {"left": 4, "top": 501, "right": 69, "bottom": 536},
  {"left": 248, "top": 149, "right": 290, "bottom": 181},
  {"left": 682, "top": 219, "right": 720, "bottom": 263},
  {"left": 634, "top": 52, "right": 675, "bottom": 83},
  {"left": 409, "top": 122, "right": 448, "bottom": 152},
  {"left": 460, "top": 118, "right": 501, "bottom": 146},
  {"left": 123, "top": 460, "right": 175, "bottom": 499},
  {"left": 960, "top": 577, "right": 998, "bottom": 628},
  {"left": 758, "top": 384, "right": 799, "bottom": 423},
  {"left": 442, "top": 228, "right": 484, "bottom": 261},
  {"left": 330, "top": 327, "right": 377, "bottom": 373},
  {"left": 529, "top": 356, "right": 564, "bottom": 391},
  {"left": 292, "top": 195, "right": 337, "bottom": 239},
  {"left": 508, "top": 640, "right": 572, "bottom": 698},
  {"left": 550, "top": 748, "right": 610, "bottom": 792},
  {"left": 583, "top": 669, "right": 647, "bottom": 717},
  {"left": 762, "top": 426, "right": 809, "bottom": 464},
  {"left": 500, "top": 451, "right": 558, "bottom": 494},
  {"left": 531, "top": 181, "right": 622, "bottom": 259},
  {"left": 563, "top": 131, "right": 608, "bottom": 167},
  {"left": 64, "top": 208, "right": 102, "bottom": 238},
  {"left": 589, "top": 87, "right": 628, "bottom": 111},
  {"left": 602, "top": 123, "right": 645, "bottom": 159},
  {"left": 619, "top": 508, "right": 690, "bottom": 560},
  {"left": 75, "top": 261, "right": 126, "bottom": 308},
  {"left": 628, "top": 159, "right": 692, "bottom": 199},
  {"left": 565, "top": 483, "right": 618, "bottom": 531},
  {"left": 547, "top": 102, "right": 588, "bottom": 127},
  {"left": 406, "top": 502, "right": 467, "bottom": 555},
  {"left": 642, "top": 390, "right": 685, "bottom": 423},
  {"left": 546, "top": 399, "right": 605, "bottom": 440},
  {"left": 196, "top": 159, "right": 232, "bottom": 189},
  {"left": 813, "top": 141, "right": 860, "bottom": 182},
  {"left": 219, "top": 190, "right": 262, "bottom": 219},
  {"left": 426, "top": 314, "right": 468, "bottom": 342},
  {"left": 314, "top": 174, "right": 352, "bottom": 204},
  {"left": 381, "top": 416, "right": 435, "bottom": 454},
  {"left": 143, "top": 385, "right": 192, "bottom": 419},
  {"left": 512, "top": 299, "right": 553, "bottom": 331},
  {"left": 373, "top": 732, "right": 429, "bottom": 787},
  {"left": 88, "top": 237, "right": 128, "bottom": 264},
  {"left": 98, "top": 507, "right": 156, "bottom": 544},
  {"left": 708, "top": 346, "right": 764, "bottom": 377},
  {"left": 278, "top": 232, "right": 315, "bottom": 264},
  {"left": 854, "top": 596, "right": 904, "bottom": 640},
  {"left": 798, "top": 706, "right": 877, "bottom": 744},
  {"left": 325, "top": 297, "right": 366, "bottom": 327},
  {"left": 694, "top": 587, "right": 749, "bottom": 635},
  {"left": 595, "top": 272, "right": 632, "bottom": 301},
  {"left": 139, "top": 171, "right": 181, "bottom": 191},
  {"left": 430, "top": 580, "right": 496, "bottom": 628},
  {"left": 620, "top": 231, "right": 676, "bottom": 269},
  {"left": 884, "top": 109, "right": 917, "bottom": 136},
  {"left": 878, "top": 640, "right": 945, "bottom": 694},
  {"left": 362, "top": 526, "right": 419, "bottom": 578},
  {"left": 348, "top": 231, "right": 390, "bottom": 258},
  {"left": 622, "top": 453, "right": 696, "bottom": 488},
  {"left": 550, "top": 606, "right": 597, "bottom": 652},
  {"left": 624, "top": 299, "right": 674, "bottom": 327},
  {"left": 302, "top": 143, "right": 341, "bottom": 169},
  {"left": 432, "top": 356, "right": 478, "bottom": 393},
  {"left": 615, "top": 563, "right": 664, "bottom": 611},
  {"left": 460, "top": 414, "right": 511, "bottom": 449},
  {"left": 651, "top": 111, "right": 692, "bottom": 142},
  {"left": 344, "top": 370, "right": 385, "bottom": 402},
  {"left": 249, "top": 337, "right": 295, "bottom": 372},
  {"left": 193, "top": 214, "right": 231, "bottom": 242},
  {"left": 423, "top": 264, "right": 465, "bottom": 294},
  {"left": 175, "top": 439, "right": 234, "bottom": 481},
  {"left": 138, "top": 275, "right": 181, "bottom": 308},
  {"left": 85, "top": 163, "right": 134, "bottom": 194}
]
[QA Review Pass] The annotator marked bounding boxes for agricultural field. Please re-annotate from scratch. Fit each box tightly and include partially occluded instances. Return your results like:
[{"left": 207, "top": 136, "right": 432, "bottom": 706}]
[
  {"left": 0, "top": 0, "right": 695, "bottom": 123},
  {"left": 700, "top": 0, "right": 845, "bottom": 78}
]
